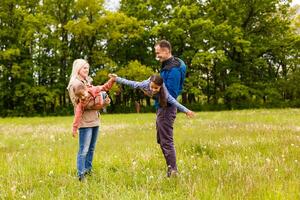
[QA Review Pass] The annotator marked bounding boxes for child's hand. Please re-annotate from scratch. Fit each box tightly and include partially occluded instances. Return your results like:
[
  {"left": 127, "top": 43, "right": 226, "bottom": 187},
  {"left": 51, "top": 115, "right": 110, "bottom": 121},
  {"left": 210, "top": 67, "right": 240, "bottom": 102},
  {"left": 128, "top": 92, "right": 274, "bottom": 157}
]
[
  {"left": 186, "top": 111, "right": 195, "bottom": 118},
  {"left": 72, "top": 131, "right": 78, "bottom": 138},
  {"left": 108, "top": 73, "right": 118, "bottom": 80}
]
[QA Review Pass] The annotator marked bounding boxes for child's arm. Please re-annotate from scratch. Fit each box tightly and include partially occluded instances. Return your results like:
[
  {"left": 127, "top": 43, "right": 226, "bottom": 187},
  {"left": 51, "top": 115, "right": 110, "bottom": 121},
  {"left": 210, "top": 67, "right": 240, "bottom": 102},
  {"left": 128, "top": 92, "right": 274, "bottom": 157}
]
[
  {"left": 72, "top": 102, "right": 84, "bottom": 137},
  {"left": 164, "top": 85, "right": 195, "bottom": 118},
  {"left": 95, "top": 78, "right": 116, "bottom": 92},
  {"left": 116, "top": 77, "right": 150, "bottom": 90}
]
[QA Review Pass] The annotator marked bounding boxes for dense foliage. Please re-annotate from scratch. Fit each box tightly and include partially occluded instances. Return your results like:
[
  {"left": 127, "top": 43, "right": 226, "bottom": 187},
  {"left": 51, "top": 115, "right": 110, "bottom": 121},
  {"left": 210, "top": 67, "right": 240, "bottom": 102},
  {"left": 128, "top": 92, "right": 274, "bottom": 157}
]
[{"left": 0, "top": 0, "right": 299, "bottom": 116}]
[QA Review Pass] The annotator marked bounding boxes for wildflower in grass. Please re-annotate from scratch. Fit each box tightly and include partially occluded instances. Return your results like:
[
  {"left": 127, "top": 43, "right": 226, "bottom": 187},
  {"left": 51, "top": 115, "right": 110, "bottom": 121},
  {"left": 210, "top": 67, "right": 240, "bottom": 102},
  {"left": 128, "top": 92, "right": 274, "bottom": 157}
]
[
  {"left": 232, "top": 140, "right": 239, "bottom": 145},
  {"left": 214, "top": 160, "right": 220, "bottom": 165},
  {"left": 266, "top": 158, "right": 271, "bottom": 163},
  {"left": 48, "top": 170, "right": 54, "bottom": 176},
  {"left": 291, "top": 144, "right": 294, "bottom": 147},
  {"left": 275, "top": 168, "right": 278, "bottom": 172},
  {"left": 7, "top": 155, "right": 14, "bottom": 162},
  {"left": 132, "top": 160, "right": 137, "bottom": 167},
  {"left": 295, "top": 160, "right": 298, "bottom": 163},
  {"left": 50, "top": 135, "right": 55, "bottom": 141},
  {"left": 11, "top": 185, "right": 16, "bottom": 193},
  {"left": 21, "top": 195, "right": 26, "bottom": 199},
  {"left": 193, "top": 165, "right": 197, "bottom": 170}
]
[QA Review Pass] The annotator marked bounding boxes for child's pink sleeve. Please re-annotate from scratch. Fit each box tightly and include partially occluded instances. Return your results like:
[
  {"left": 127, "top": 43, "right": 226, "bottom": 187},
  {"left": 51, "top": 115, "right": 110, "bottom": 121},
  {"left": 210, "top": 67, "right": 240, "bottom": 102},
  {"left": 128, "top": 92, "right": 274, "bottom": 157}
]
[
  {"left": 95, "top": 78, "right": 115, "bottom": 92},
  {"left": 73, "top": 102, "right": 84, "bottom": 133}
]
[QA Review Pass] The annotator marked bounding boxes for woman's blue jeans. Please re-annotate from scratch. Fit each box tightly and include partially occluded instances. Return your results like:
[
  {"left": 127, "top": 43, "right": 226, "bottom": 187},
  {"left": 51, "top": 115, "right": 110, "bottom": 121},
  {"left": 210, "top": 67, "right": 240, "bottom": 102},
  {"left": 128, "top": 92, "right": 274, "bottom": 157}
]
[{"left": 77, "top": 126, "right": 99, "bottom": 176}]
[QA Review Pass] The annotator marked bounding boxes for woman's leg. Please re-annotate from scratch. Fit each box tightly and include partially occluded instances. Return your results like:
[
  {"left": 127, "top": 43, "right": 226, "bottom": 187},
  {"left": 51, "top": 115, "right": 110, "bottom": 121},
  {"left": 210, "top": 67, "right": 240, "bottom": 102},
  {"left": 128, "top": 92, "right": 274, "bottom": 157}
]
[
  {"left": 156, "top": 105, "right": 177, "bottom": 173},
  {"left": 77, "top": 127, "right": 93, "bottom": 177},
  {"left": 85, "top": 126, "right": 99, "bottom": 172}
]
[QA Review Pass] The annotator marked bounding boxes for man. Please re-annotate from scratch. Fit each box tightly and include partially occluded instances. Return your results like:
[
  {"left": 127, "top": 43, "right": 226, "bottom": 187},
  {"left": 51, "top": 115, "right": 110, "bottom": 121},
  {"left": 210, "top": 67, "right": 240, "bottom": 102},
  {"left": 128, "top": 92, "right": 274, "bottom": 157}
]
[{"left": 154, "top": 40, "right": 187, "bottom": 177}]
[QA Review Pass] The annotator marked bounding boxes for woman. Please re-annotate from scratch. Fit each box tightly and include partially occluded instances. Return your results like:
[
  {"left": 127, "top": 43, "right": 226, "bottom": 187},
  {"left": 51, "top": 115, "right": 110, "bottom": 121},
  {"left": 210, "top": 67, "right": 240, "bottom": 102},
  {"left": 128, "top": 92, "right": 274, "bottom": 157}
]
[
  {"left": 110, "top": 74, "right": 194, "bottom": 177},
  {"left": 67, "top": 59, "right": 111, "bottom": 182}
]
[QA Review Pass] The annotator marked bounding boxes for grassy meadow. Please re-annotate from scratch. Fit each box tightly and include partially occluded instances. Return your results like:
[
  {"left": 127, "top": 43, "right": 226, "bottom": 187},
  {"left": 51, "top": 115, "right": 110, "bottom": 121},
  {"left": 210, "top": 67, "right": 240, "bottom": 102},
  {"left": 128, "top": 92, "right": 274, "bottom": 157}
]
[{"left": 0, "top": 109, "right": 299, "bottom": 199}]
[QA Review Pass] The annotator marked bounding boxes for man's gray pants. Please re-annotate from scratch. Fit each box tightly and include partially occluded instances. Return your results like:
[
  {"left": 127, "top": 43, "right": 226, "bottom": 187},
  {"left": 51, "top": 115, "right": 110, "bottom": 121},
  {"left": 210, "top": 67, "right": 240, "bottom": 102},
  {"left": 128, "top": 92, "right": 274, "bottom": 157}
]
[{"left": 156, "top": 105, "right": 177, "bottom": 171}]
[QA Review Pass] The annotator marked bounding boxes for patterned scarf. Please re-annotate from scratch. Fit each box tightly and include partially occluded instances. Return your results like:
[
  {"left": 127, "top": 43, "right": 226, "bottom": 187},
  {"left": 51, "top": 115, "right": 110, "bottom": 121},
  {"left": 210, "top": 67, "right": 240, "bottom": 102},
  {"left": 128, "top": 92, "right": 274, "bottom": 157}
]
[{"left": 161, "top": 56, "right": 180, "bottom": 71}]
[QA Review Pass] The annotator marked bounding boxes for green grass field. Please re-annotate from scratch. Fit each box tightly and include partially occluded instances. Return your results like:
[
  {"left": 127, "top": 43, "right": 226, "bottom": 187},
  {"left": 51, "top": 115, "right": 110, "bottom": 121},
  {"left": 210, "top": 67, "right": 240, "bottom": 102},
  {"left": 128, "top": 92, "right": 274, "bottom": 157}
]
[{"left": 0, "top": 109, "right": 299, "bottom": 199}]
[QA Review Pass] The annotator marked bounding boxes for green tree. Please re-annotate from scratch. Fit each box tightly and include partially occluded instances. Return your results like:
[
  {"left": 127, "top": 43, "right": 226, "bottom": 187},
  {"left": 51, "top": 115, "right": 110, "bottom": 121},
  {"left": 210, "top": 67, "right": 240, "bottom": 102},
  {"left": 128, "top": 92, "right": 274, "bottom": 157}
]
[
  {"left": 115, "top": 60, "right": 154, "bottom": 108},
  {"left": 0, "top": 0, "right": 38, "bottom": 115}
]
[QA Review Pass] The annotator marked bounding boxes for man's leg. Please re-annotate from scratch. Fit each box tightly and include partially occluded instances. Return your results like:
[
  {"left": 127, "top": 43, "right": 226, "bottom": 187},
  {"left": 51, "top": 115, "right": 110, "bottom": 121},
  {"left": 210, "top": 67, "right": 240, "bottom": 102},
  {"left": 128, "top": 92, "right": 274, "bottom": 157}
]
[{"left": 156, "top": 106, "right": 177, "bottom": 174}]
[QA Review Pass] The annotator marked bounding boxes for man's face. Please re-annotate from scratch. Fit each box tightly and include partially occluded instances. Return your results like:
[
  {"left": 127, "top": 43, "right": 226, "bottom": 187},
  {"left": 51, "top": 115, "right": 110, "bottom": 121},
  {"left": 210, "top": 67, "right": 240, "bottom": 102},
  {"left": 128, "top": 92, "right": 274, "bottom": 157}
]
[{"left": 154, "top": 45, "right": 171, "bottom": 63}]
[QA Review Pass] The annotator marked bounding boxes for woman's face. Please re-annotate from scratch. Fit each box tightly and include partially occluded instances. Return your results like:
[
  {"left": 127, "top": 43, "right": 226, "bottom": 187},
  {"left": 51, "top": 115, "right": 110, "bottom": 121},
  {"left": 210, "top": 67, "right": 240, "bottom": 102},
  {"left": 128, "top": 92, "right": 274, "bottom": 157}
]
[
  {"left": 150, "top": 82, "right": 161, "bottom": 94},
  {"left": 78, "top": 63, "right": 89, "bottom": 79}
]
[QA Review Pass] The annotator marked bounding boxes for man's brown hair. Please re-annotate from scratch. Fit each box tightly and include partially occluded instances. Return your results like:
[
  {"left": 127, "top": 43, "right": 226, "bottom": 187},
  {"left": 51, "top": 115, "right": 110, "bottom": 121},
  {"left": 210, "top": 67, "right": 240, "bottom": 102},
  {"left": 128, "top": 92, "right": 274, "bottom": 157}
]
[{"left": 155, "top": 40, "right": 172, "bottom": 52}]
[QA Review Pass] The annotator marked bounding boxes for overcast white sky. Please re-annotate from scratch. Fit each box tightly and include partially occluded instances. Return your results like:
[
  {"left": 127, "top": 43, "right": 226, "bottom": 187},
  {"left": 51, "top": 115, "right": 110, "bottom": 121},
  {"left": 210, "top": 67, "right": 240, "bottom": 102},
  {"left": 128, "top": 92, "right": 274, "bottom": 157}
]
[
  {"left": 292, "top": 0, "right": 300, "bottom": 5},
  {"left": 104, "top": 0, "right": 300, "bottom": 11}
]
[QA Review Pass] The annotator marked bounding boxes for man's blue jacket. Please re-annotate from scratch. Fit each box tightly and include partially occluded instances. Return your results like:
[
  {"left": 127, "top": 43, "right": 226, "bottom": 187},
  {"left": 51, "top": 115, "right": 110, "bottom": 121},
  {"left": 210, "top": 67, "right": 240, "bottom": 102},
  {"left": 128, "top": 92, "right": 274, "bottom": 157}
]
[{"left": 160, "top": 57, "right": 186, "bottom": 99}]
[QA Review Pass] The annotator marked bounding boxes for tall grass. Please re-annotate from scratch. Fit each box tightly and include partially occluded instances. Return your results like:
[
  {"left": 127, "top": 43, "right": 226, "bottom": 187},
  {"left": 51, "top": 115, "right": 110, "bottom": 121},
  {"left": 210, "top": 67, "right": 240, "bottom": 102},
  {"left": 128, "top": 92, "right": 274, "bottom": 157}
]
[{"left": 0, "top": 109, "right": 299, "bottom": 199}]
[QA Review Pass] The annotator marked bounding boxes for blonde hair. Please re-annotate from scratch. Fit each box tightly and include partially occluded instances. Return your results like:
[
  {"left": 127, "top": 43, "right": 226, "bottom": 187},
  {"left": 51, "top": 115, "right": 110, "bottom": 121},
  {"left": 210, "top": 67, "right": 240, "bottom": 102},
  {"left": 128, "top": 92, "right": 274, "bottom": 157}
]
[{"left": 67, "top": 59, "right": 89, "bottom": 90}]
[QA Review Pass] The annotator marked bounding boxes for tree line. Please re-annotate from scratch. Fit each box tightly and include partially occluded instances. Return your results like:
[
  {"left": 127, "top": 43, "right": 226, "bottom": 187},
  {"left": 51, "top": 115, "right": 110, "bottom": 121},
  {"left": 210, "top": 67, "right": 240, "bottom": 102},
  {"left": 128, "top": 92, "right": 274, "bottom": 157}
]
[{"left": 0, "top": 0, "right": 299, "bottom": 116}]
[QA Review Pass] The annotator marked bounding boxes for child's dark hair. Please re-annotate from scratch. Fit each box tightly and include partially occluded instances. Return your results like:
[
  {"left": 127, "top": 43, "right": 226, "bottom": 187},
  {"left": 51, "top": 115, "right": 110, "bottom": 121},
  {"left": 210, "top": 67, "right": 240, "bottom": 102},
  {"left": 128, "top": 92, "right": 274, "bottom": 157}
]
[{"left": 150, "top": 75, "right": 167, "bottom": 108}]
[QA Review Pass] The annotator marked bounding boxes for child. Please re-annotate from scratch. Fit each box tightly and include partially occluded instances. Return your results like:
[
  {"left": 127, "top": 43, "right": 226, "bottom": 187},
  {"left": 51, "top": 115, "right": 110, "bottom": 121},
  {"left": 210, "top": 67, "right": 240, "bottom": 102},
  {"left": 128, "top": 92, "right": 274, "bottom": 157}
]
[
  {"left": 110, "top": 74, "right": 195, "bottom": 117},
  {"left": 72, "top": 78, "right": 115, "bottom": 136}
]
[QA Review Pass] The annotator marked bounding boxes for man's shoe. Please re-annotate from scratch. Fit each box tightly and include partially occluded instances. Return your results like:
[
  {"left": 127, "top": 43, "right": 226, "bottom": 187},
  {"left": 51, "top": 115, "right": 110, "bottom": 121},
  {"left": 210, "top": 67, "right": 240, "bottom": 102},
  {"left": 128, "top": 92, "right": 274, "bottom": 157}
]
[{"left": 167, "top": 169, "right": 179, "bottom": 178}]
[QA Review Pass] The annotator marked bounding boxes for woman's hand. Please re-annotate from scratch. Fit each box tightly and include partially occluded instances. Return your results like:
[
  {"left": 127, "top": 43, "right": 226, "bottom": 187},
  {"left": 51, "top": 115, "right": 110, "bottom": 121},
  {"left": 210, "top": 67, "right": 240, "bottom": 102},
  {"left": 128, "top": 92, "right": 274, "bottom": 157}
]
[
  {"left": 104, "top": 96, "right": 111, "bottom": 106},
  {"left": 72, "top": 130, "right": 78, "bottom": 137}
]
